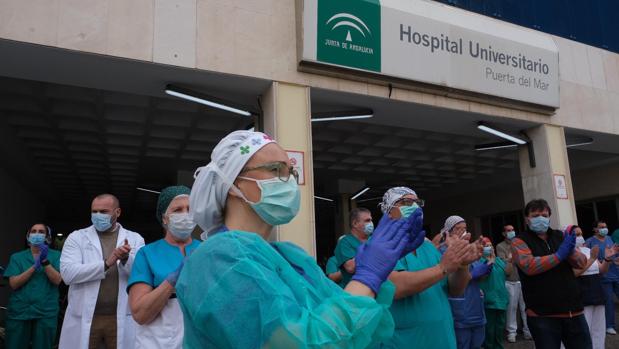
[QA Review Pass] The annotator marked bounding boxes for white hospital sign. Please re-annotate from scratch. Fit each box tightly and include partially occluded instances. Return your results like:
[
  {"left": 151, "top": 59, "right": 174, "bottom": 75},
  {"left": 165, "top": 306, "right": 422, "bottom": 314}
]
[{"left": 301, "top": 0, "right": 560, "bottom": 108}]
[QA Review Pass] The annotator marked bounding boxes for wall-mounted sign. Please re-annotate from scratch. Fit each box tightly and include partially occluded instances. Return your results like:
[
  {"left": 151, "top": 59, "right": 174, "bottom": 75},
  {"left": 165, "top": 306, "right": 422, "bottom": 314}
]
[
  {"left": 287, "top": 150, "right": 305, "bottom": 185},
  {"left": 301, "top": 0, "right": 560, "bottom": 108},
  {"left": 553, "top": 174, "right": 568, "bottom": 200}
]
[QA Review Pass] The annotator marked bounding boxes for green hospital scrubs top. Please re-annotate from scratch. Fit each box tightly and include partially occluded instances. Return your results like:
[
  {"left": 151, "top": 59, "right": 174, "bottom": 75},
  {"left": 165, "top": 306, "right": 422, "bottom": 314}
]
[
  {"left": 479, "top": 257, "right": 509, "bottom": 310},
  {"left": 4, "top": 248, "right": 61, "bottom": 320},
  {"left": 380, "top": 241, "right": 457, "bottom": 349},
  {"left": 334, "top": 234, "right": 363, "bottom": 287}
]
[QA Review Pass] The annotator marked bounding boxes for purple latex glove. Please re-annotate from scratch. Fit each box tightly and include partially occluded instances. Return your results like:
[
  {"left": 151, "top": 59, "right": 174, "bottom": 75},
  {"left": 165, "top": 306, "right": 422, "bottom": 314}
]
[
  {"left": 471, "top": 261, "right": 493, "bottom": 279},
  {"left": 33, "top": 244, "right": 48, "bottom": 271},
  {"left": 556, "top": 232, "right": 576, "bottom": 261},
  {"left": 165, "top": 260, "right": 184, "bottom": 287},
  {"left": 352, "top": 214, "right": 411, "bottom": 294},
  {"left": 406, "top": 208, "right": 427, "bottom": 256},
  {"left": 39, "top": 244, "right": 49, "bottom": 262}
]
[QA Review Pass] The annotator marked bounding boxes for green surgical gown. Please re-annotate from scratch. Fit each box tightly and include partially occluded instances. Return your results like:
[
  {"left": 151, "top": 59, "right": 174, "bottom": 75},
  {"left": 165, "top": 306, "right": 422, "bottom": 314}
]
[
  {"left": 3, "top": 248, "right": 61, "bottom": 320},
  {"left": 176, "top": 230, "right": 396, "bottom": 349},
  {"left": 326, "top": 256, "right": 338, "bottom": 275},
  {"left": 380, "top": 241, "right": 457, "bottom": 349},
  {"left": 334, "top": 234, "right": 362, "bottom": 287}
]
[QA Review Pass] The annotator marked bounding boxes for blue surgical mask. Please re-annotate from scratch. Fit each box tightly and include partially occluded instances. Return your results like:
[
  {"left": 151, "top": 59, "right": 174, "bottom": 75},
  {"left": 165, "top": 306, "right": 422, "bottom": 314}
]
[
  {"left": 167, "top": 213, "right": 196, "bottom": 241},
  {"left": 528, "top": 216, "right": 550, "bottom": 234},
  {"left": 506, "top": 230, "right": 516, "bottom": 240},
  {"left": 599, "top": 228, "right": 609, "bottom": 237},
  {"left": 28, "top": 233, "right": 46, "bottom": 246},
  {"left": 92, "top": 213, "right": 113, "bottom": 232},
  {"left": 363, "top": 222, "right": 374, "bottom": 235},
  {"left": 399, "top": 203, "right": 419, "bottom": 219},
  {"left": 483, "top": 246, "right": 493, "bottom": 257},
  {"left": 237, "top": 176, "right": 300, "bottom": 226}
]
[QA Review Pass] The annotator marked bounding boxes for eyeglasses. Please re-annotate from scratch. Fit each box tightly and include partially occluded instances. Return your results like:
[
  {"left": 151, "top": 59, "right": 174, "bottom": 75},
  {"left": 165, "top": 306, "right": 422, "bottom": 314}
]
[
  {"left": 240, "top": 161, "right": 299, "bottom": 183},
  {"left": 394, "top": 198, "right": 425, "bottom": 208}
]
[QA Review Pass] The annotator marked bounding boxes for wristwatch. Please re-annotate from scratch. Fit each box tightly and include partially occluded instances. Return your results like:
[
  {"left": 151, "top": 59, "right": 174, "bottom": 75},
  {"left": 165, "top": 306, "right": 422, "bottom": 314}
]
[
  {"left": 605, "top": 257, "right": 612, "bottom": 263},
  {"left": 41, "top": 260, "right": 50, "bottom": 267}
]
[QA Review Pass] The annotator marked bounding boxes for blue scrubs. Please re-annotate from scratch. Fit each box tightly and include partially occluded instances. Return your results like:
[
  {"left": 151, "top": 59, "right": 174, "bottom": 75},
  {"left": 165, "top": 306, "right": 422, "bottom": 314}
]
[{"left": 128, "top": 239, "right": 201, "bottom": 290}]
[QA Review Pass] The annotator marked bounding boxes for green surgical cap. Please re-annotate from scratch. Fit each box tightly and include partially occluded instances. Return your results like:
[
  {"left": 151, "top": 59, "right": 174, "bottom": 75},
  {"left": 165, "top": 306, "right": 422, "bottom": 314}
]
[{"left": 156, "top": 185, "right": 191, "bottom": 223}]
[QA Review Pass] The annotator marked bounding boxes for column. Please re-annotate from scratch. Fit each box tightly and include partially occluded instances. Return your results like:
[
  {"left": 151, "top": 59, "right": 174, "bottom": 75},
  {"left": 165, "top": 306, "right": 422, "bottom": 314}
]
[
  {"left": 519, "top": 124, "right": 577, "bottom": 228},
  {"left": 261, "top": 82, "right": 317, "bottom": 257}
]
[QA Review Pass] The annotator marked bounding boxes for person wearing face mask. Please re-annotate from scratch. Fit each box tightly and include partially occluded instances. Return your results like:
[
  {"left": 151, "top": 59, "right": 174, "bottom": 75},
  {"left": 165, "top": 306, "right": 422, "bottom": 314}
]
[
  {"left": 570, "top": 225, "right": 619, "bottom": 349},
  {"left": 441, "top": 217, "right": 490, "bottom": 349},
  {"left": 4, "top": 224, "right": 61, "bottom": 349},
  {"left": 378, "top": 187, "right": 479, "bottom": 349},
  {"left": 479, "top": 237, "right": 512, "bottom": 349},
  {"left": 334, "top": 207, "right": 375, "bottom": 287},
  {"left": 511, "top": 199, "right": 589, "bottom": 349},
  {"left": 59, "top": 194, "right": 145, "bottom": 349},
  {"left": 584, "top": 220, "right": 619, "bottom": 335},
  {"left": 127, "top": 185, "right": 200, "bottom": 348},
  {"left": 176, "top": 130, "right": 426, "bottom": 348},
  {"left": 495, "top": 224, "right": 531, "bottom": 343}
]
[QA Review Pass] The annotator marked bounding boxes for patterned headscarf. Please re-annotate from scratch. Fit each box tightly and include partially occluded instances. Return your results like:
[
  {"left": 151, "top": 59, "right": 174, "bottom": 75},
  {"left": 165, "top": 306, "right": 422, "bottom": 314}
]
[
  {"left": 442, "top": 215, "right": 466, "bottom": 234},
  {"left": 379, "top": 186, "right": 417, "bottom": 214},
  {"left": 156, "top": 185, "right": 191, "bottom": 224}
]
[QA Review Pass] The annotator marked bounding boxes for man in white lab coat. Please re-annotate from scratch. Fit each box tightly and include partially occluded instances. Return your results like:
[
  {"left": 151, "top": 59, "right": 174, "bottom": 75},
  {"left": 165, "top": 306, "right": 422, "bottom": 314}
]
[{"left": 59, "top": 194, "right": 145, "bottom": 349}]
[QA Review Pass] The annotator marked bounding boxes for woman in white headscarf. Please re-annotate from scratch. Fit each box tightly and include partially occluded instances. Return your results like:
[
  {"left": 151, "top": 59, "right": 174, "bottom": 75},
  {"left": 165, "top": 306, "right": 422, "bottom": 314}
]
[{"left": 176, "top": 130, "right": 426, "bottom": 349}]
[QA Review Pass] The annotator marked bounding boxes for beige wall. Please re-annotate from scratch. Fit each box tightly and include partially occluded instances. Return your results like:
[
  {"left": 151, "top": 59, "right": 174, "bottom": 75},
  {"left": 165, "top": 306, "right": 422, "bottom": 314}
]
[{"left": 1, "top": 0, "right": 619, "bottom": 134}]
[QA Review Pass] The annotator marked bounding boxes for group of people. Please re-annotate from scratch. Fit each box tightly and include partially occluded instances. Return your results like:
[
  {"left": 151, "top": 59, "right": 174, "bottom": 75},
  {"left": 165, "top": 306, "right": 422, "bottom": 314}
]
[{"left": 3, "top": 129, "right": 619, "bottom": 349}]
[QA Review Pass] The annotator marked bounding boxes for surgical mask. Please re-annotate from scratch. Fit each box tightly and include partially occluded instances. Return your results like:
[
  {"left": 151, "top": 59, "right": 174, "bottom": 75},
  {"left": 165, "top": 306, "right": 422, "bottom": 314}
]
[
  {"left": 167, "top": 213, "right": 196, "bottom": 241},
  {"left": 236, "top": 176, "right": 300, "bottom": 226},
  {"left": 28, "top": 233, "right": 46, "bottom": 246},
  {"left": 92, "top": 213, "right": 113, "bottom": 232},
  {"left": 599, "top": 228, "right": 608, "bottom": 237},
  {"left": 506, "top": 230, "right": 516, "bottom": 240},
  {"left": 399, "top": 203, "right": 419, "bottom": 219},
  {"left": 363, "top": 222, "right": 374, "bottom": 235},
  {"left": 483, "top": 246, "right": 492, "bottom": 257},
  {"left": 528, "top": 216, "right": 550, "bottom": 234},
  {"left": 575, "top": 236, "right": 585, "bottom": 247}
]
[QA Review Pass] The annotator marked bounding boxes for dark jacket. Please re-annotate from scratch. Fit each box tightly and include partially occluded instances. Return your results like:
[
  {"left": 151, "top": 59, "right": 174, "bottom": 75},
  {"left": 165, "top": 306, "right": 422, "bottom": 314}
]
[{"left": 518, "top": 228, "right": 583, "bottom": 315}]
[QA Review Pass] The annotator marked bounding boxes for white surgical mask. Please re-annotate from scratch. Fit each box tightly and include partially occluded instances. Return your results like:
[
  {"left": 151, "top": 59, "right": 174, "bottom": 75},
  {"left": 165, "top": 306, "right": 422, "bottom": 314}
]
[
  {"left": 575, "top": 236, "right": 585, "bottom": 247},
  {"left": 167, "top": 213, "right": 196, "bottom": 241}
]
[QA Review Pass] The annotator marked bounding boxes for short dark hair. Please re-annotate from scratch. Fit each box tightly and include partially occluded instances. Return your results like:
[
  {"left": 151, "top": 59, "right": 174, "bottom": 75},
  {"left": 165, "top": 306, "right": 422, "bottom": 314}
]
[
  {"left": 593, "top": 220, "right": 606, "bottom": 228},
  {"left": 350, "top": 208, "right": 371, "bottom": 227},
  {"left": 524, "top": 199, "right": 552, "bottom": 217},
  {"left": 93, "top": 193, "right": 120, "bottom": 208}
]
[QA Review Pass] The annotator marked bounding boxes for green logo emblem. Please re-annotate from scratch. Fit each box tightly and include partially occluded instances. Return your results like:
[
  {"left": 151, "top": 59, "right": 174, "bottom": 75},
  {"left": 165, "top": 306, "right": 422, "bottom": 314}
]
[{"left": 317, "top": 0, "right": 381, "bottom": 72}]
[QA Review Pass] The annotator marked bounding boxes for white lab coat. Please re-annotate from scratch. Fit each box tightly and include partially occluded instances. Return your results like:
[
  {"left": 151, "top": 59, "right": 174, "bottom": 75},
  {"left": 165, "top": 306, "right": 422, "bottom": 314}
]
[
  {"left": 59, "top": 224, "right": 145, "bottom": 349},
  {"left": 135, "top": 298, "right": 184, "bottom": 348}
]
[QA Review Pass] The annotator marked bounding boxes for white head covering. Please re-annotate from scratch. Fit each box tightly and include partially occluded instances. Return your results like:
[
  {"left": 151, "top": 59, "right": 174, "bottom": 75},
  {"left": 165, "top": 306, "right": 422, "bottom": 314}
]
[
  {"left": 443, "top": 215, "right": 465, "bottom": 234},
  {"left": 379, "top": 186, "right": 417, "bottom": 214},
  {"left": 190, "top": 130, "right": 276, "bottom": 239}
]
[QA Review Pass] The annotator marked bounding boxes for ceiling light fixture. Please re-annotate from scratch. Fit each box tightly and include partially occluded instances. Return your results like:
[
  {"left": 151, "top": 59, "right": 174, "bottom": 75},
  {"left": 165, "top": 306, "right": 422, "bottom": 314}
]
[
  {"left": 477, "top": 122, "right": 527, "bottom": 145},
  {"left": 136, "top": 187, "right": 161, "bottom": 194},
  {"left": 311, "top": 109, "right": 374, "bottom": 122},
  {"left": 314, "top": 195, "right": 334, "bottom": 202},
  {"left": 351, "top": 187, "right": 370, "bottom": 200},
  {"left": 165, "top": 84, "right": 253, "bottom": 116},
  {"left": 474, "top": 142, "right": 519, "bottom": 151},
  {"left": 566, "top": 138, "right": 594, "bottom": 148}
]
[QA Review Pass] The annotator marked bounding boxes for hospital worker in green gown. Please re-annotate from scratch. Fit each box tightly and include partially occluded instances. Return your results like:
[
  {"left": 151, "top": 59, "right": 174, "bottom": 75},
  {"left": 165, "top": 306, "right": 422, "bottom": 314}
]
[
  {"left": 378, "top": 187, "right": 481, "bottom": 349},
  {"left": 176, "top": 130, "right": 426, "bottom": 349},
  {"left": 4, "top": 223, "right": 62, "bottom": 349}
]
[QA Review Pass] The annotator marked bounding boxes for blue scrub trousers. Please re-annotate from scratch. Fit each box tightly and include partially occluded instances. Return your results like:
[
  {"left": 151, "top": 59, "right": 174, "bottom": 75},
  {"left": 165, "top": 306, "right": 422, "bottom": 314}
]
[
  {"left": 603, "top": 281, "right": 619, "bottom": 329},
  {"left": 454, "top": 325, "right": 485, "bottom": 349}
]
